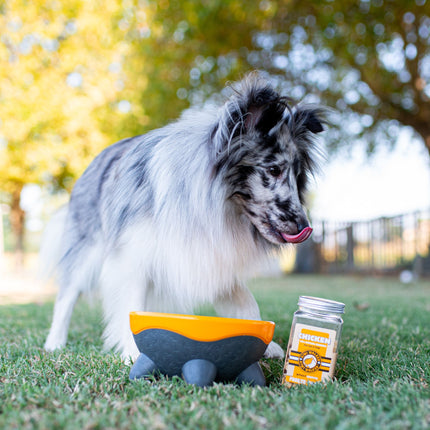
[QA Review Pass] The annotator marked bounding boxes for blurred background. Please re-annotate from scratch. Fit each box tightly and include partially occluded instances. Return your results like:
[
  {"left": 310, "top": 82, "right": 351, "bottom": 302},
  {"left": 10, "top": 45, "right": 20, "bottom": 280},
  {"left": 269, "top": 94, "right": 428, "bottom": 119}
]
[{"left": 1, "top": 0, "right": 430, "bottom": 301}]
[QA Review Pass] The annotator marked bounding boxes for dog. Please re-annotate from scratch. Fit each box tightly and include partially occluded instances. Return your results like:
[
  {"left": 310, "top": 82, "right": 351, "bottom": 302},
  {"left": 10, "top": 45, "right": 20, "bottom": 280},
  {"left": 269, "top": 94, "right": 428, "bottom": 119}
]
[{"left": 41, "top": 72, "right": 327, "bottom": 361}]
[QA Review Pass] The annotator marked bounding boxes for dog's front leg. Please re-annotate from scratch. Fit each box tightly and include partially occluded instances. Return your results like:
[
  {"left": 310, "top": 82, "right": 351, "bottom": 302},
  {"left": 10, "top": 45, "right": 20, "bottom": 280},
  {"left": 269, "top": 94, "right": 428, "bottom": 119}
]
[
  {"left": 214, "top": 282, "right": 261, "bottom": 320},
  {"left": 214, "top": 283, "right": 284, "bottom": 359},
  {"left": 99, "top": 252, "right": 146, "bottom": 363}
]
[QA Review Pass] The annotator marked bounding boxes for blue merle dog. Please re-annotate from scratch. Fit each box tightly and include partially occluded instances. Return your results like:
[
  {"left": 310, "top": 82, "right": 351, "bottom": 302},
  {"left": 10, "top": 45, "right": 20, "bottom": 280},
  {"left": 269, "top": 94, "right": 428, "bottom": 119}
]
[{"left": 41, "top": 72, "right": 327, "bottom": 361}]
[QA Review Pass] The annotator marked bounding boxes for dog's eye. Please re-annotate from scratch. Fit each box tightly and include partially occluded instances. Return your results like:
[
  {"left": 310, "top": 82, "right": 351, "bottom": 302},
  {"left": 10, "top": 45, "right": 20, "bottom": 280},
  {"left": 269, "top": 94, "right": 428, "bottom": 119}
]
[{"left": 268, "top": 165, "right": 282, "bottom": 177}]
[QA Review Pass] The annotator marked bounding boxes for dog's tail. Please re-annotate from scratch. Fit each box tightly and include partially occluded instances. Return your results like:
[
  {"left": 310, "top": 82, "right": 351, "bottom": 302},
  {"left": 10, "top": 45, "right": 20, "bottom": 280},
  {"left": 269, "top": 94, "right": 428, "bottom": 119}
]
[{"left": 38, "top": 204, "right": 68, "bottom": 281}]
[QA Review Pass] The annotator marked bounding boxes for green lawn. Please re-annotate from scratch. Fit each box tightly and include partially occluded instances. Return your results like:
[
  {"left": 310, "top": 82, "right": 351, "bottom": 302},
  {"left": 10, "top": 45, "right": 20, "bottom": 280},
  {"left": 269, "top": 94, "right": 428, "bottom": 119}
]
[{"left": 1, "top": 275, "right": 430, "bottom": 429}]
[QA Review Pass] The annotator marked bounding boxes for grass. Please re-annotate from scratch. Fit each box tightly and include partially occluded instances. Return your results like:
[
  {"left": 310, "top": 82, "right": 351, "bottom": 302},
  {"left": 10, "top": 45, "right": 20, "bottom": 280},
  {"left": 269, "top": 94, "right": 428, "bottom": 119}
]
[{"left": 1, "top": 275, "right": 430, "bottom": 429}]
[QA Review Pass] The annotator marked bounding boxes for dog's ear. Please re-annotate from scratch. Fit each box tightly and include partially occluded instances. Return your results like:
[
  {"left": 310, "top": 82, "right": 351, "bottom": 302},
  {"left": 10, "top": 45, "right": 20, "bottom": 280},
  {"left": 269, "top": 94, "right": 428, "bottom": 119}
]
[
  {"left": 289, "top": 106, "right": 328, "bottom": 185},
  {"left": 291, "top": 107, "right": 327, "bottom": 137},
  {"left": 212, "top": 76, "right": 287, "bottom": 154},
  {"left": 243, "top": 87, "right": 285, "bottom": 134}
]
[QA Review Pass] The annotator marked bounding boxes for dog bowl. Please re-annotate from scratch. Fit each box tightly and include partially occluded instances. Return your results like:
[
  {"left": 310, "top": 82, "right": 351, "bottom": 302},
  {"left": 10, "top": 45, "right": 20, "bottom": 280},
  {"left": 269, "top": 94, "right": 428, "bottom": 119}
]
[{"left": 129, "top": 312, "right": 275, "bottom": 387}]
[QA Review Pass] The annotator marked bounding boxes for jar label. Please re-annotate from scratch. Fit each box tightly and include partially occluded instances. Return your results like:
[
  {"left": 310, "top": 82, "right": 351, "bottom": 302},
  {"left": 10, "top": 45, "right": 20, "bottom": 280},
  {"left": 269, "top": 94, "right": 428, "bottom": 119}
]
[{"left": 282, "top": 323, "right": 337, "bottom": 385}]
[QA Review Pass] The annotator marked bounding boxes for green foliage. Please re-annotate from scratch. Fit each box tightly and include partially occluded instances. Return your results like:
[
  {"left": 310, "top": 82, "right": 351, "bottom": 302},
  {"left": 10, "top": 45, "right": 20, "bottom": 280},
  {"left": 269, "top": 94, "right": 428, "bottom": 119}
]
[
  {"left": 2, "top": 0, "right": 429, "bottom": 197},
  {"left": 1, "top": 276, "right": 430, "bottom": 429},
  {"left": 253, "top": 0, "right": 430, "bottom": 154}
]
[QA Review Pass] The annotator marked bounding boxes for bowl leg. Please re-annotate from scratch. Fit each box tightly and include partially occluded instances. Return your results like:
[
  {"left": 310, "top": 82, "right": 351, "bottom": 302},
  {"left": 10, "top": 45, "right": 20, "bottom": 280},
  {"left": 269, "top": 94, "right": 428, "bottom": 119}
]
[
  {"left": 182, "top": 359, "right": 217, "bottom": 387},
  {"left": 236, "top": 362, "right": 266, "bottom": 387},
  {"left": 129, "top": 353, "right": 158, "bottom": 380}
]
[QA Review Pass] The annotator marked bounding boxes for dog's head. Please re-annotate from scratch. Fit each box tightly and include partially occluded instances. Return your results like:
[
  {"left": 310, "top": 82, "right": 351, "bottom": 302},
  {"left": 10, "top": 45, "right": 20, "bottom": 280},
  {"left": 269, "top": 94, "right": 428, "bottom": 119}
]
[{"left": 212, "top": 73, "right": 327, "bottom": 246}]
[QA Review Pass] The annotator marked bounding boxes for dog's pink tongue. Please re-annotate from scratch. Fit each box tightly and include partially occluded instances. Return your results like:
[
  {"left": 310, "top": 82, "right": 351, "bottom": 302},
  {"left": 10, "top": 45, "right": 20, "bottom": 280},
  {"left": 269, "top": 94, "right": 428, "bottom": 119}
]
[{"left": 281, "top": 227, "right": 313, "bottom": 244}]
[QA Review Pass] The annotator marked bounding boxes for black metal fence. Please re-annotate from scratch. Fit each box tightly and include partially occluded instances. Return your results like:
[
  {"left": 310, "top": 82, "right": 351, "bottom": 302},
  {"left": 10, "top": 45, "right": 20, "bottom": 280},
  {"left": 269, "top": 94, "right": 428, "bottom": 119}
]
[{"left": 304, "top": 210, "right": 430, "bottom": 276}]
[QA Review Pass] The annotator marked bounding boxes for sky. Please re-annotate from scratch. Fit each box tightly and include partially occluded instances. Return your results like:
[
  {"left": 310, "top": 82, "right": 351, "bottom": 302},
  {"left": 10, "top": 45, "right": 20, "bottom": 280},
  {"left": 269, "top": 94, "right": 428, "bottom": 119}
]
[{"left": 310, "top": 128, "right": 430, "bottom": 221}]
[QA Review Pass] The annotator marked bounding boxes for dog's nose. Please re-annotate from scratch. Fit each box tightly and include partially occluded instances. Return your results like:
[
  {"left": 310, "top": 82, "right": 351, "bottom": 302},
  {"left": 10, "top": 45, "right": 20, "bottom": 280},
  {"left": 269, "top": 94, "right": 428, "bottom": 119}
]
[{"left": 297, "top": 219, "right": 310, "bottom": 233}]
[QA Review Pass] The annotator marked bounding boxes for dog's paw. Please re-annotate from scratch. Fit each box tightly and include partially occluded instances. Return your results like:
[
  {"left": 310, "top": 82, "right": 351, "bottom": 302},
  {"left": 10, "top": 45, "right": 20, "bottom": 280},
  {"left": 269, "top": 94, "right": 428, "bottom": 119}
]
[
  {"left": 120, "top": 347, "right": 140, "bottom": 365},
  {"left": 264, "top": 341, "right": 284, "bottom": 359},
  {"left": 44, "top": 335, "right": 66, "bottom": 352}
]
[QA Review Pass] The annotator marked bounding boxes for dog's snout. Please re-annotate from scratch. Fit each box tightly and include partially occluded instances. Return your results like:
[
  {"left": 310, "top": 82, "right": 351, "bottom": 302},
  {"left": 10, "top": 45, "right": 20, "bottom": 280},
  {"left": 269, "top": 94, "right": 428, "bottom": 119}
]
[
  {"left": 297, "top": 219, "right": 310, "bottom": 233},
  {"left": 275, "top": 197, "right": 310, "bottom": 235},
  {"left": 288, "top": 220, "right": 308, "bottom": 236}
]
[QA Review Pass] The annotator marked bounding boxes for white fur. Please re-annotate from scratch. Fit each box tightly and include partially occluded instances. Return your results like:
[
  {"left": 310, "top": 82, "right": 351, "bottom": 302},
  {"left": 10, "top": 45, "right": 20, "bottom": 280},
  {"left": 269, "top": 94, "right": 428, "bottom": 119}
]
[
  {"left": 43, "top": 206, "right": 282, "bottom": 361},
  {"left": 99, "top": 210, "right": 274, "bottom": 360},
  {"left": 38, "top": 205, "right": 68, "bottom": 281}
]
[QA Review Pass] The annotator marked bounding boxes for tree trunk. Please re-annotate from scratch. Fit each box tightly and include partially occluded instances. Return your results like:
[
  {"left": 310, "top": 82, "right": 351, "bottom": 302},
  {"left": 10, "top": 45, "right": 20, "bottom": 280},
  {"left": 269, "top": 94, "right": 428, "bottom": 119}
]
[
  {"left": 10, "top": 185, "right": 26, "bottom": 267},
  {"left": 415, "top": 126, "right": 430, "bottom": 159}
]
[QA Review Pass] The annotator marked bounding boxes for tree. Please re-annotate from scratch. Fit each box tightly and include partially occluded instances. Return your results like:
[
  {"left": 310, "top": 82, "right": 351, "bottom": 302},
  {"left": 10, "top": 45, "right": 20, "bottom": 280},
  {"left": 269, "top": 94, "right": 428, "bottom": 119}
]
[
  {"left": 0, "top": 0, "right": 130, "bottom": 256},
  {"left": 110, "top": 0, "right": 269, "bottom": 135},
  {"left": 115, "top": 0, "right": 430, "bottom": 155},
  {"left": 248, "top": 0, "right": 430, "bottom": 156}
]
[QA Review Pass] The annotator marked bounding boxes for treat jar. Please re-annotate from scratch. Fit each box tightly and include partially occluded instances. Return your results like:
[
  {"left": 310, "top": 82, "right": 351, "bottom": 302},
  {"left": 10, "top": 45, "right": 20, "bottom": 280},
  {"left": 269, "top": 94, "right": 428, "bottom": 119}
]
[{"left": 282, "top": 296, "right": 345, "bottom": 386}]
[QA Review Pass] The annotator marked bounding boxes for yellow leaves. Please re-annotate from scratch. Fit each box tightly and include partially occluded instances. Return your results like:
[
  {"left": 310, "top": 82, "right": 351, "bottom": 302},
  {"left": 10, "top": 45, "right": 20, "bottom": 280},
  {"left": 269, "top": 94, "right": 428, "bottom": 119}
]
[
  {"left": 0, "top": 0, "right": 132, "bottom": 191},
  {"left": 2, "top": 1, "right": 63, "bottom": 43}
]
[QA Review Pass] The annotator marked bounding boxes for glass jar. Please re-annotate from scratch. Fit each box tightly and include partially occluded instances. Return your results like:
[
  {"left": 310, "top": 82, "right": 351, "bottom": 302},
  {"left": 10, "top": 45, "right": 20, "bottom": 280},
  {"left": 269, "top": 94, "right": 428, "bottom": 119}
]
[{"left": 282, "top": 296, "right": 345, "bottom": 386}]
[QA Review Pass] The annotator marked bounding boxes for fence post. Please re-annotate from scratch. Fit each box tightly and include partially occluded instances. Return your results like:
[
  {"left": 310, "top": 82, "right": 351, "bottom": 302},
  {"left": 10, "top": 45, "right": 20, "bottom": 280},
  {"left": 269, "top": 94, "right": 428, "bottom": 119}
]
[{"left": 346, "top": 224, "right": 354, "bottom": 271}]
